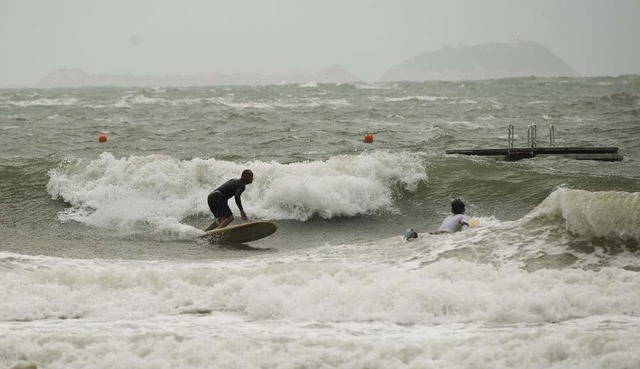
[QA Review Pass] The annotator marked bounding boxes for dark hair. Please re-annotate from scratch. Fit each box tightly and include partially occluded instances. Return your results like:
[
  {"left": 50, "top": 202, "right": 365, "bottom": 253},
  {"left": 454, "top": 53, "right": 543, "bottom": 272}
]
[
  {"left": 451, "top": 199, "right": 465, "bottom": 214},
  {"left": 241, "top": 169, "right": 253, "bottom": 177}
]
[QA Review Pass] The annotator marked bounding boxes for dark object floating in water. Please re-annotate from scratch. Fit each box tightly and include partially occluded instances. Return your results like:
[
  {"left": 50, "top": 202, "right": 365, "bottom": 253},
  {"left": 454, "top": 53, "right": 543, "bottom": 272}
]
[{"left": 446, "top": 124, "right": 623, "bottom": 162}]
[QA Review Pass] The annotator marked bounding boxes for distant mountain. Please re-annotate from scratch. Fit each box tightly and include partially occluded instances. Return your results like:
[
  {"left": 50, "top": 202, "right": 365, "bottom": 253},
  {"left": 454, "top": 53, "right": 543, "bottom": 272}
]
[
  {"left": 36, "top": 65, "right": 361, "bottom": 88},
  {"left": 380, "top": 41, "right": 579, "bottom": 82}
]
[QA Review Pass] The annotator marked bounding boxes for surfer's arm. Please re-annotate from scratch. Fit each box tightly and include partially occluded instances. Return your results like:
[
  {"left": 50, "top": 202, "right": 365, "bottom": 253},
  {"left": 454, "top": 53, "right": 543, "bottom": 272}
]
[
  {"left": 234, "top": 188, "right": 248, "bottom": 220},
  {"left": 459, "top": 215, "right": 470, "bottom": 230}
]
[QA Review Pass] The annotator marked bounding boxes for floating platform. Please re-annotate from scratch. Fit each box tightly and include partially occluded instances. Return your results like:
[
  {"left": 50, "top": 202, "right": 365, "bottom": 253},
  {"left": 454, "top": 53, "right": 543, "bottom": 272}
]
[
  {"left": 446, "top": 146, "right": 623, "bottom": 161},
  {"left": 446, "top": 124, "right": 624, "bottom": 162}
]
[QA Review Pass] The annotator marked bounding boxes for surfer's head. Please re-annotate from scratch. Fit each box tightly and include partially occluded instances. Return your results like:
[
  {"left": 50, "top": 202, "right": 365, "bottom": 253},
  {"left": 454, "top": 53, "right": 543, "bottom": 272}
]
[
  {"left": 451, "top": 199, "right": 465, "bottom": 214},
  {"left": 241, "top": 169, "right": 254, "bottom": 184}
]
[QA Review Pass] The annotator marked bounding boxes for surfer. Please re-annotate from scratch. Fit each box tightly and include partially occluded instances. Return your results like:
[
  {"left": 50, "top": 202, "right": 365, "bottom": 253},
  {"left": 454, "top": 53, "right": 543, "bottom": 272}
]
[
  {"left": 205, "top": 169, "right": 253, "bottom": 231},
  {"left": 435, "top": 198, "right": 470, "bottom": 233}
]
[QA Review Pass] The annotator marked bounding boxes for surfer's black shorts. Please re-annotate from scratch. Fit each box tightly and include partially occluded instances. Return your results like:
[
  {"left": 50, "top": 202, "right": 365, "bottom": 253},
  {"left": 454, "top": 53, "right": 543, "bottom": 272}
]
[{"left": 208, "top": 191, "right": 232, "bottom": 218}]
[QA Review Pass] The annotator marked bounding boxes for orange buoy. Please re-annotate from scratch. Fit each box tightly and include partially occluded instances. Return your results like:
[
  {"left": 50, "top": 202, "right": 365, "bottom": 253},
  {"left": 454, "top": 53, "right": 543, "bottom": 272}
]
[
  {"left": 364, "top": 133, "right": 374, "bottom": 143},
  {"left": 98, "top": 133, "right": 108, "bottom": 143}
]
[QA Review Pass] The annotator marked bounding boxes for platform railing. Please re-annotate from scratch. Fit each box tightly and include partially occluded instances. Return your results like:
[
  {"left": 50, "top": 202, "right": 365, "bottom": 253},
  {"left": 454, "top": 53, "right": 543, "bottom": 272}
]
[
  {"left": 507, "top": 124, "right": 514, "bottom": 153},
  {"left": 527, "top": 124, "right": 537, "bottom": 148}
]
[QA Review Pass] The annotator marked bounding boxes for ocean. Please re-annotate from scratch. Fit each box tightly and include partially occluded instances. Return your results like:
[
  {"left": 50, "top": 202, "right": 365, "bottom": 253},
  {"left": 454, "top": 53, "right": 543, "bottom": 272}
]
[{"left": 1, "top": 77, "right": 640, "bottom": 368}]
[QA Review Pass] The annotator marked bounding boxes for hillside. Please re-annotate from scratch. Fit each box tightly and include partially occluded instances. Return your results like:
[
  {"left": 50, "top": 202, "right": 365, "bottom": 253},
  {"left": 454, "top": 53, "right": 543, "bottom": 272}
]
[
  {"left": 36, "top": 65, "right": 361, "bottom": 88},
  {"left": 380, "top": 41, "right": 579, "bottom": 82}
]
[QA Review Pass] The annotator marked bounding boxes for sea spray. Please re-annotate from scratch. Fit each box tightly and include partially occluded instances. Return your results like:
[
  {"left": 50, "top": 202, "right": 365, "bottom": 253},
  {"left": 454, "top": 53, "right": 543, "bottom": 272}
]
[
  {"left": 47, "top": 151, "right": 427, "bottom": 233},
  {"left": 528, "top": 188, "right": 640, "bottom": 240}
]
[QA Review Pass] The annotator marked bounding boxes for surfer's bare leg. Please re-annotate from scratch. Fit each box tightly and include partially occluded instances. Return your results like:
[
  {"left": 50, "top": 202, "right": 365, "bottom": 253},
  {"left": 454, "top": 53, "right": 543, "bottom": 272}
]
[
  {"left": 205, "top": 218, "right": 221, "bottom": 232},
  {"left": 217, "top": 215, "right": 234, "bottom": 229}
]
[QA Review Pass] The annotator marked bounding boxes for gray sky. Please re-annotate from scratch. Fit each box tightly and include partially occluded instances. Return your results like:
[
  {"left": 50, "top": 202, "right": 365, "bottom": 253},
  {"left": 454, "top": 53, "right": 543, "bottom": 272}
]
[{"left": 1, "top": 0, "right": 638, "bottom": 86}]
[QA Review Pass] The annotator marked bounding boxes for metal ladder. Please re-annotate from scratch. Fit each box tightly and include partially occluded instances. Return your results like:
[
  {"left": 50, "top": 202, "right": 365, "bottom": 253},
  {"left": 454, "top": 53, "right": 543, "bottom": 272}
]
[
  {"left": 508, "top": 123, "right": 556, "bottom": 155},
  {"left": 527, "top": 124, "right": 537, "bottom": 148},
  {"left": 508, "top": 124, "right": 515, "bottom": 150},
  {"left": 508, "top": 124, "right": 556, "bottom": 147}
]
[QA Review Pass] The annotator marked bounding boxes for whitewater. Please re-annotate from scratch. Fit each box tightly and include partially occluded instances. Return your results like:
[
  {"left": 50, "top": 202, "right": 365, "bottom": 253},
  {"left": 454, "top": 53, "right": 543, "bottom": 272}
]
[{"left": 1, "top": 77, "right": 640, "bottom": 368}]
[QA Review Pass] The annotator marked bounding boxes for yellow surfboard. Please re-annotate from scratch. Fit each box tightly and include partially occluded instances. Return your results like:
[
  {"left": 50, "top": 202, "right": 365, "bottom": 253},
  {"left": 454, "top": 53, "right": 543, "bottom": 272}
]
[{"left": 204, "top": 221, "right": 277, "bottom": 244}]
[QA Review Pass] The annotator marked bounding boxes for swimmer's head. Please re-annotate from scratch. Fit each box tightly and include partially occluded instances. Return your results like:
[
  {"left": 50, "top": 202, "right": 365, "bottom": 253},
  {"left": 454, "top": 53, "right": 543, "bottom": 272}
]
[{"left": 451, "top": 199, "right": 465, "bottom": 214}]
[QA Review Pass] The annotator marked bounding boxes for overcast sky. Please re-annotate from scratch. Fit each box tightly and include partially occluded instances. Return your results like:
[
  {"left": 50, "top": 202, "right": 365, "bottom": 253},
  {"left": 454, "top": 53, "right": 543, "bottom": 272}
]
[{"left": 1, "top": 0, "right": 638, "bottom": 87}]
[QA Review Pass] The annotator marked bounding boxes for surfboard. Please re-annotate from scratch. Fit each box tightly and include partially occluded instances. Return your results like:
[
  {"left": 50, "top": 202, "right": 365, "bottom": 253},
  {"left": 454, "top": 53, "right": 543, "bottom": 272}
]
[{"left": 203, "top": 221, "right": 277, "bottom": 244}]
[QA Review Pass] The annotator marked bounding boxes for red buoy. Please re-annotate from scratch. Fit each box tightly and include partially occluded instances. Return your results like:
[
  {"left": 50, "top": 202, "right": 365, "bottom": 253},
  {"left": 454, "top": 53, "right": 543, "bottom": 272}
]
[
  {"left": 364, "top": 133, "right": 374, "bottom": 143},
  {"left": 98, "top": 133, "right": 108, "bottom": 143}
]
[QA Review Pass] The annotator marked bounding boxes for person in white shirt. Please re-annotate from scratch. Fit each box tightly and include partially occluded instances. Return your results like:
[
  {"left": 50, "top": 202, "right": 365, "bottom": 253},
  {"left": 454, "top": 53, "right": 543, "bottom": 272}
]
[{"left": 436, "top": 199, "right": 470, "bottom": 234}]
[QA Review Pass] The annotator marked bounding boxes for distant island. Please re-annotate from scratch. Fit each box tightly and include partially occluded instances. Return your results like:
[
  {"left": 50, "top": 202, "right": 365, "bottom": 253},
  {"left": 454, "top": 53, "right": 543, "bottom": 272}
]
[
  {"left": 35, "top": 41, "right": 580, "bottom": 88},
  {"left": 380, "top": 41, "right": 579, "bottom": 82},
  {"left": 36, "top": 65, "right": 362, "bottom": 88}
]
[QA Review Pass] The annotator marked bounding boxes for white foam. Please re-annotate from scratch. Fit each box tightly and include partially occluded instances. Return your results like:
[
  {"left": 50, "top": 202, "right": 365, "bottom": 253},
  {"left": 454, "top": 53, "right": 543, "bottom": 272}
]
[
  {"left": 381, "top": 95, "right": 447, "bottom": 102},
  {"left": 46, "top": 151, "right": 427, "bottom": 234},
  {"left": 404, "top": 188, "right": 640, "bottom": 269},
  {"left": 354, "top": 83, "right": 395, "bottom": 90},
  {"left": 299, "top": 81, "right": 318, "bottom": 88},
  {"left": 7, "top": 98, "right": 78, "bottom": 107},
  {"left": 3, "top": 313, "right": 639, "bottom": 369},
  {"left": 449, "top": 99, "right": 478, "bottom": 104},
  {"left": 528, "top": 187, "right": 640, "bottom": 240},
  {"left": 2, "top": 252, "right": 638, "bottom": 325},
  {"left": 446, "top": 120, "right": 486, "bottom": 129},
  {"left": 2, "top": 242, "right": 640, "bottom": 368}
]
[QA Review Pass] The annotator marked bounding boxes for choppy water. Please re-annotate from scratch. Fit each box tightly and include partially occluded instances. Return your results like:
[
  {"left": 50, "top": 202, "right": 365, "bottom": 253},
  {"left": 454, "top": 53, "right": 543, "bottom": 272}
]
[{"left": 1, "top": 77, "right": 640, "bottom": 368}]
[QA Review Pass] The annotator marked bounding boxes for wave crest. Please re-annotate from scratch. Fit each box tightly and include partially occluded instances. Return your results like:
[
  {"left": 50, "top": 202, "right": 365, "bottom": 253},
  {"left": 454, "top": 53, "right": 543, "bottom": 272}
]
[
  {"left": 529, "top": 188, "right": 640, "bottom": 240},
  {"left": 46, "top": 151, "right": 427, "bottom": 234}
]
